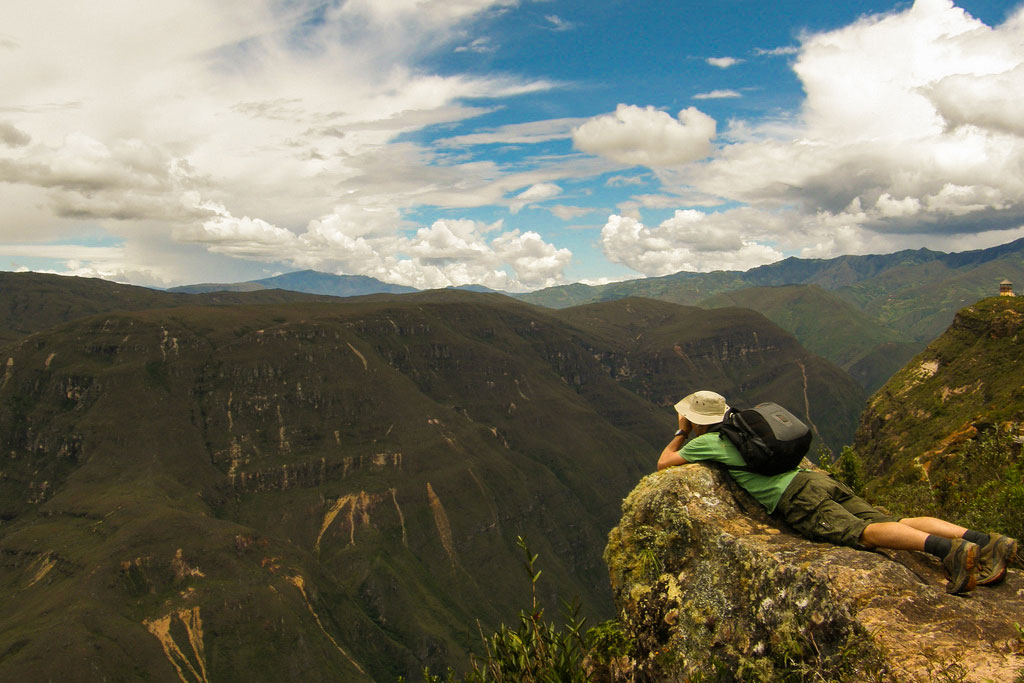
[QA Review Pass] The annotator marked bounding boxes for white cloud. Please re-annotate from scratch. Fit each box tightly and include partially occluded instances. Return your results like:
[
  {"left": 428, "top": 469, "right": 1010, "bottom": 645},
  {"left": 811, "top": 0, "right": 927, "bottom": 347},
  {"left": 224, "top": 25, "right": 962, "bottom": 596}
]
[
  {"left": 437, "top": 117, "right": 584, "bottom": 147},
  {"left": 338, "top": 0, "right": 518, "bottom": 28},
  {"left": 602, "top": 0, "right": 1024, "bottom": 272},
  {"left": 707, "top": 57, "right": 742, "bottom": 68},
  {"left": 544, "top": 15, "right": 575, "bottom": 31},
  {"left": 0, "top": 122, "right": 30, "bottom": 147},
  {"left": 7, "top": 0, "right": 1024, "bottom": 290},
  {"left": 605, "top": 174, "right": 647, "bottom": 187},
  {"left": 509, "top": 182, "right": 562, "bottom": 213},
  {"left": 492, "top": 229, "right": 572, "bottom": 285},
  {"left": 926, "top": 63, "right": 1024, "bottom": 136},
  {"left": 0, "top": 0, "right": 575, "bottom": 288},
  {"left": 549, "top": 205, "right": 594, "bottom": 220},
  {"left": 0, "top": 243, "right": 125, "bottom": 261},
  {"left": 0, "top": 133, "right": 208, "bottom": 221},
  {"left": 599, "top": 210, "right": 783, "bottom": 275},
  {"left": 455, "top": 37, "right": 496, "bottom": 53},
  {"left": 614, "top": 190, "right": 726, "bottom": 219},
  {"left": 176, "top": 204, "right": 571, "bottom": 291},
  {"left": 617, "top": 194, "right": 695, "bottom": 212},
  {"left": 0, "top": 238, "right": 179, "bottom": 286},
  {"left": 753, "top": 46, "right": 799, "bottom": 57},
  {"left": 693, "top": 90, "right": 742, "bottom": 100},
  {"left": 572, "top": 104, "right": 716, "bottom": 167}
]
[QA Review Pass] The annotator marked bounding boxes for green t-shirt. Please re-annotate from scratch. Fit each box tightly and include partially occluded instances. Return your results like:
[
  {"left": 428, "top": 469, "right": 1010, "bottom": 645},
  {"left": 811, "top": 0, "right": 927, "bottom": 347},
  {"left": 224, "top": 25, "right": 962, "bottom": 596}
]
[{"left": 680, "top": 432, "right": 799, "bottom": 513}]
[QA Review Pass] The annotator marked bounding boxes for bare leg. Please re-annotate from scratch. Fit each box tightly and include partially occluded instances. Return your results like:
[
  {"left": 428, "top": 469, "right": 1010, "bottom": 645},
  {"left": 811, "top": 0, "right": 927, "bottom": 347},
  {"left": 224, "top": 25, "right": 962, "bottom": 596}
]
[
  {"left": 860, "top": 522, "right": 929, "bottom": 550},
  {"left": 898, "top": 517, "right": 969, "bottom": 539}
]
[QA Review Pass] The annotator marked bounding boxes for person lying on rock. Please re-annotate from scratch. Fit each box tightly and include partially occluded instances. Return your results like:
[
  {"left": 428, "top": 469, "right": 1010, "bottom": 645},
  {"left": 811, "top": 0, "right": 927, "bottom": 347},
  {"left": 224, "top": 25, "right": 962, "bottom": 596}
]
[{"left": 657, "top": 390, "right": 1018, "bottom": 595}]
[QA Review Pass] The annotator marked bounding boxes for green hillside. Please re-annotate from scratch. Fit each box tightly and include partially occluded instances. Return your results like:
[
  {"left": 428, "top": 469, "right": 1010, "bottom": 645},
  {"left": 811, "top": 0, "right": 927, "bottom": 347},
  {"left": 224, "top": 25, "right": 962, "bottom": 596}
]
[
  {"left": 700, "top": 284, "right": 904, "bottom": 372},
  {"left": 517, "top": 238, "right": 1024, "bottom": 393},
  {"left": 0, "top": 278, "right": 868, "bottom": 681},
  {"left": 0, "top": 294, "right": 659, "bottom": 680},
  {"left": 851, "top": 296, "right": 1024, "bottom": 540},
  {"left": 0, "top": 271, "right": 339, "bottom": 347}
]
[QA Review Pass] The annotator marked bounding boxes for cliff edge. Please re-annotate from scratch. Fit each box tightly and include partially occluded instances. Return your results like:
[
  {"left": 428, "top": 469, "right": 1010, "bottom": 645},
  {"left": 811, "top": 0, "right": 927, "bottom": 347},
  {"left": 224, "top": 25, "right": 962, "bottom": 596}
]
[{"left": 603, "top": 464, "right": 1024, "bottom": 682}]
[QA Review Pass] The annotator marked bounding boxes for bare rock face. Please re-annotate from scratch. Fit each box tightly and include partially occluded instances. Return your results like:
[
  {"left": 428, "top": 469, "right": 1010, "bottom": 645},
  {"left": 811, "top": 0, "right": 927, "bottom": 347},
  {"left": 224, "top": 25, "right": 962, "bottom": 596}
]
[{"left": 604, "top": 464, "right": 1024, "bottom": 682}]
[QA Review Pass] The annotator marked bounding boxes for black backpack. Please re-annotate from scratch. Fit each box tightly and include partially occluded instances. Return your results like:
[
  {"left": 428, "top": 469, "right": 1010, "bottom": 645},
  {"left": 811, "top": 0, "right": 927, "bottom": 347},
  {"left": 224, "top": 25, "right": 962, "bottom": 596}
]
[{"left": 711, "top": 402, "right": 812, "bottom": 476}]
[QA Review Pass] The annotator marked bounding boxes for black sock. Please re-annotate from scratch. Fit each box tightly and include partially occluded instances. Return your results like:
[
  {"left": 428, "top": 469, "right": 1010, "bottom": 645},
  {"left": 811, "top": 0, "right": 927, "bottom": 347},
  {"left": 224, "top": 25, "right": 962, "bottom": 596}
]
[
  {"left": 924, "top": 535, "right": 953, "bottom": 559},
  {"left": 962, "top": 529, "right": 991, "bottom": 547}
]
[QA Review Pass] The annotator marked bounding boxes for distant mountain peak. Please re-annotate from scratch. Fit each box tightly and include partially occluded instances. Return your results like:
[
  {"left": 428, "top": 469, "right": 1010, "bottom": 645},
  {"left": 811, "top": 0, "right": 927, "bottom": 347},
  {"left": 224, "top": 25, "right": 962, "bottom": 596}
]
[{"left": 170, "top": 270, "right": 418, "bottom": 297}]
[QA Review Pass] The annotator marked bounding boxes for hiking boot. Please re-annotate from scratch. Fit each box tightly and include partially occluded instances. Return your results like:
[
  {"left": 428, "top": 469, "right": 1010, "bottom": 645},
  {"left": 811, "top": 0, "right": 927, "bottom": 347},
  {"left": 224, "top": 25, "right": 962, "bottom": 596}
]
[
  {"left": 942, "top": 539, "right": 978, "bottom": 594},
  {"left": 977, "top": 534, "right": 1018, "bottom": 586}
]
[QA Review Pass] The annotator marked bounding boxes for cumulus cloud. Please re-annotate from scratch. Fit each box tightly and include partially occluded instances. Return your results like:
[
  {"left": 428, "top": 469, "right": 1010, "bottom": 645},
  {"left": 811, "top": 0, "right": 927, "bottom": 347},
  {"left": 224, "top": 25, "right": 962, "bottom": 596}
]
[
  {"left": 177, "top": 204, "right": 571, "bottom": 291},
  {"left": 926, "top": 63, "right": 1024, "bottom": 136},
  {"left": 0, "top": 133, "right": 210, "bottom": 222},
  {"left": 706, "top": 57, "right": 742, "bottom": 68},
  {"left": 599, "top": 210, "right": 783, "bottom": 275},
  {"left": 594, "top": 0, "right": 1024, "bottom": 276},
  {"left": 0, "top": 122, "right": 30, "bottom": 147},
  {"left": 492, "top": 229, "right": 572, "bottom": 284},
  {"left": 0, "top": 0, "right": 574, "bottom": 287},
  {"left": 572, "top": 104, "right": 716, "bottom": 167},
  {"left": 8, "top": 0, "right": 1024, "bottom": 289}
]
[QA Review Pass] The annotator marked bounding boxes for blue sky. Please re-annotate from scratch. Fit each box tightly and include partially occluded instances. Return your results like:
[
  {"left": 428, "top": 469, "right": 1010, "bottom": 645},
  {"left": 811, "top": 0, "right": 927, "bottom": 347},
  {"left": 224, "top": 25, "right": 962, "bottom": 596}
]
[{"left": 2, "top": 0, "right": 1024, "bottom": 290}]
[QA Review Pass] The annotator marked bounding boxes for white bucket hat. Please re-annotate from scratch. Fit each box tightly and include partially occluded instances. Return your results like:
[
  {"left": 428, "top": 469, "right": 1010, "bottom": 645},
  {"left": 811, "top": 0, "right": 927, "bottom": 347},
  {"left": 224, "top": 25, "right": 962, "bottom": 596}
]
[{"left": 674, "top": 390, "right": 729, "bottom": 425}]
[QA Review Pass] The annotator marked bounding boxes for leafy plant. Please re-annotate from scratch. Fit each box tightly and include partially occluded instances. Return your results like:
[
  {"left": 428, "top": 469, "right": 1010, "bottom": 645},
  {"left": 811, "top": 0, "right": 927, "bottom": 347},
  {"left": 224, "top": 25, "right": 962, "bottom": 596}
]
[
  {"left": 819, "top": 446, "right": 866, "bottom": 496},
  {"left": 411, "top": 537, "right": 634, "bottom": 683}
]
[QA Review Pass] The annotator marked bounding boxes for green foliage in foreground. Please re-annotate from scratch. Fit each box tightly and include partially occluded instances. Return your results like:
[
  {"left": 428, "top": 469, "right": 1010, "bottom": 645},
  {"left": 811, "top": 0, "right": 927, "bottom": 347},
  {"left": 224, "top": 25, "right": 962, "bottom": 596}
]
[
  {"left": 406, "top": 537, "right": 629, "bottom": 683},
  {"left": 819, "top": 445, "right": 867, "bottom": 497}
]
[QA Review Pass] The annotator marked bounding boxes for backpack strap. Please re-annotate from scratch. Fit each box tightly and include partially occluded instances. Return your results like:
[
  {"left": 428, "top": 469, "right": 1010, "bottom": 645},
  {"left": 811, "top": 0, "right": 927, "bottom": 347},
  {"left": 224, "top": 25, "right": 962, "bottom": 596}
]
[
  {"left": 730, "top": 409, "right": 770, "bottom": 456},
  {"left": 709, "top": 408, "right": 768, "bottom": 473},
  {"left": 710, "top": 422, "right": 752, "bottom": 472}
]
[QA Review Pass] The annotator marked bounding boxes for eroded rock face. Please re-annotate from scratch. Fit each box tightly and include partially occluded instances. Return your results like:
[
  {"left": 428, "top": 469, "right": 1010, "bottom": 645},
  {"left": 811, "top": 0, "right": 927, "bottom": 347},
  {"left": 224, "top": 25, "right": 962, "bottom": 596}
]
[{"left": 604, "top": 464, "right": 1024, "bottom": 682}]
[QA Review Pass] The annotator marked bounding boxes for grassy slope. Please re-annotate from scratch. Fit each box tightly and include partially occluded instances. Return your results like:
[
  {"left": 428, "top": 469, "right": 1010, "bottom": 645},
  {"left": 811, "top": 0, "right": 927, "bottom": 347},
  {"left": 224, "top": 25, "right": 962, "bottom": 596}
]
[
  {"left": 517, "top": 240, "right": 1024, "bottom": 394},
  {"left": 0, "top": 271, "right": 340, "bottom": 347},
  {"left": 852, "top": 296, "right": 1024, "bottom": 537},
  {"left": 0, "top": 293, "right": 668, "bottom": 680},
  {"left": 699, "top": 285, "right": 903, "bottom": 370}
]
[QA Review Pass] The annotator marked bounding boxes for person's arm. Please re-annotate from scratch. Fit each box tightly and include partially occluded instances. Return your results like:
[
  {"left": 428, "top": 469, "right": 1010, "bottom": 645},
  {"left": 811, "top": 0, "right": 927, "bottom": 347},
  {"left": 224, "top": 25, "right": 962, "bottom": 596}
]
[{"left": 657, "top": 415, "right": 692, "bottom": 470}]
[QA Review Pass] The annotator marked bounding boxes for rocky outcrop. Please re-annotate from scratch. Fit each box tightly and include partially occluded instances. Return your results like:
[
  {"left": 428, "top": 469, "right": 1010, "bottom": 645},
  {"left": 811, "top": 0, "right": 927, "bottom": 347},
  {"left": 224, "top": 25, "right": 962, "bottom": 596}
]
[{"left": 604, "top": 464, "right": 1024, "bottom": 682}]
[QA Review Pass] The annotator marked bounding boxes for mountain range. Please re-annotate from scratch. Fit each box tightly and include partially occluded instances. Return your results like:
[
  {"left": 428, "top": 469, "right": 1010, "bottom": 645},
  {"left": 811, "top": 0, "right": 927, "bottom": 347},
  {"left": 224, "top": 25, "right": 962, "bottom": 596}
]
[
  {"left": 522, "top": 238, "right": 1024, "bottom": 392},
  {"left": 168, "top": 270, "right": 418, "bottom": 297},
  {"left": 0, "top": 273, "right": 861, "bottom": 681},
  {"left": 162, "top": 238, "right": 1024, "bottom": 393}
]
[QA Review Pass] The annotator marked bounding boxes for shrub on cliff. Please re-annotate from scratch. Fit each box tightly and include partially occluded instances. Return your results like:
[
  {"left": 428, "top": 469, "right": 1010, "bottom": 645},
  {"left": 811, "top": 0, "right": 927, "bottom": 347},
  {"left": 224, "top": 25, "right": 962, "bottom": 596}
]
[{"left": 411, "top": 537, "right": 631, "bottom": 683}]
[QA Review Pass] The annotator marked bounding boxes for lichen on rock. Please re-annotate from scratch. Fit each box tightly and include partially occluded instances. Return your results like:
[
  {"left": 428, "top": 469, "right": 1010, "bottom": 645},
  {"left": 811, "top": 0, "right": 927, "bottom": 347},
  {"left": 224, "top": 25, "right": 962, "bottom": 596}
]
[{"left": 603, "top": 464, "right": 1024, "bottom": 682}]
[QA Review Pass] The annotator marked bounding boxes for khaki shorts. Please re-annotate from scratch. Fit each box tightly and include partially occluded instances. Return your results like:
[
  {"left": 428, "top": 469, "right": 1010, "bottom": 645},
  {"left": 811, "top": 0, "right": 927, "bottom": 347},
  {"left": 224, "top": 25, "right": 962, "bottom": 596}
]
[{"left": 776, "top": 471, "right": 900, "bottom": 549}]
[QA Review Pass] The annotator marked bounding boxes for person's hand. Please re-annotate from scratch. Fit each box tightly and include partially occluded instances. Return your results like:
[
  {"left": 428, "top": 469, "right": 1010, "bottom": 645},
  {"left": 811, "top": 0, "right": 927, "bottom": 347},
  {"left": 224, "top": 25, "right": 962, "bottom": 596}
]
[{"left": 677, "top": 414, "right": 692, "bottom": 435}]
